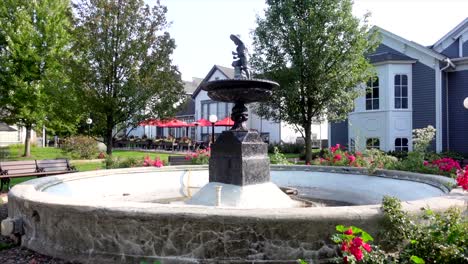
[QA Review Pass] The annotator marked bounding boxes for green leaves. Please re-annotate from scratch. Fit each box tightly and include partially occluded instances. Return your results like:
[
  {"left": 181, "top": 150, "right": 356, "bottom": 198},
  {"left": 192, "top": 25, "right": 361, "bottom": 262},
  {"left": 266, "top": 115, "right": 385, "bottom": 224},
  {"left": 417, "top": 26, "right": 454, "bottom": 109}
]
[
  {"left": 0, "top": 0, "right": 77, "bottom": 156},
  {"left": 72, "top": 0, "right": 184, "bottom": 154},
  {"left": 410, "top": 255, "right": 425, "bottom": 264},
  {"left": 252, "top": 0, "right": 378, "bottom": 164}
]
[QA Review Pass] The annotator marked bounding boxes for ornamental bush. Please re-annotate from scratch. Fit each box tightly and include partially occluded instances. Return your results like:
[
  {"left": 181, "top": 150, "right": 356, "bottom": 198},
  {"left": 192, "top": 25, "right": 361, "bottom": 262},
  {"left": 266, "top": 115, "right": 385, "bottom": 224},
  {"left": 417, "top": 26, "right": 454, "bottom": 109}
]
[
  {"left": 61, "top": 136, "right": 99, "bottom": 159},
  {"left": 185, "top": 148, "right": 210, "bottom": 165}
]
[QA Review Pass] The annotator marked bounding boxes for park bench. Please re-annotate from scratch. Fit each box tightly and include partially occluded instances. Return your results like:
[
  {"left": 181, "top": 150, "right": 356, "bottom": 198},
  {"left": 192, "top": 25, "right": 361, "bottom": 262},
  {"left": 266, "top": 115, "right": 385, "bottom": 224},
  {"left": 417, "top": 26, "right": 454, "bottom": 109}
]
[
  {"left": 168, "top": 156, "right": 192, "bottom": 166},
  {"left": 0, "top": 158, "right": 77, "bottom": 191}
]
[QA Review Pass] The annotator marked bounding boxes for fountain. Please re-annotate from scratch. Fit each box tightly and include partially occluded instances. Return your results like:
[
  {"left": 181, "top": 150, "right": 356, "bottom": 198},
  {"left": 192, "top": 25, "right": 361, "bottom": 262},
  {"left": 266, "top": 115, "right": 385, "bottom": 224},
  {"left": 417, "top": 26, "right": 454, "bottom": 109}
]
[
  {"left": 1, "top": 35, "right": 467, "bottom": 263},
  {"left": 186, "top": 34, "right": 296, "bottom": 208}
]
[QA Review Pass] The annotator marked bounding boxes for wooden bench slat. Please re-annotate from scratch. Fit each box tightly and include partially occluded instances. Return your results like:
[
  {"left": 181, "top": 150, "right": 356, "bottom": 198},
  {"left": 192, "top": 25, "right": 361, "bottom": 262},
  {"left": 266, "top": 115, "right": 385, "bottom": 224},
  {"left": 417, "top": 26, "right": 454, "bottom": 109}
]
[{"left": 0, "top": 158, "right": 77, "bottom": 191}]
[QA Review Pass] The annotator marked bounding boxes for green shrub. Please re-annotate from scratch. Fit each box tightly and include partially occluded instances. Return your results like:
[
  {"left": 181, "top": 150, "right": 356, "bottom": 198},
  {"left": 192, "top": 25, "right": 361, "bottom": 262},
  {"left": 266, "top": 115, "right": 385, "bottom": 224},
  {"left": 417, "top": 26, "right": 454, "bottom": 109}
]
[
  {"left": 104, "top": 156, "right": 142, "bottom": 169},
  {"left": 0, "top": 147, "right": 10, "bottom": 161},
  {"left": 365, "top": 149, "right": 398, "bottom": 173},
  {"left": 61, "top": 136, "right": 99, "bottom": 159},
  {"left": 268, "top": 143, "right": 304, "bottom": 154},
  {"left": 380, "top": 196, "right": 468, "bottom": 263},
  {"left": 386, "top": 150, "right": 408, "bottom": 161},
  {"left": 270, "top": 147, "right": 290, "bottom": 165}
]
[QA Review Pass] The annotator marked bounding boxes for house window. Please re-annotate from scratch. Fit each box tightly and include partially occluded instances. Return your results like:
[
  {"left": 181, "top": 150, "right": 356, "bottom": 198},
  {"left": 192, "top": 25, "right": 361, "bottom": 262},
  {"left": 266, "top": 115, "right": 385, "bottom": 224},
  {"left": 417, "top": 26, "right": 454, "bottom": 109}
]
[
  {"left": 366, "top": 77, "right": 379, "bottom": 110},
  {"left": 394, "top": 138, "right": 409, "bottom": 152},
  {"left": 366, "top": 138, "right": 380, "bottom": 150},
  {"left": 394, "top": 74, "right": 408, "bottom": 109}
]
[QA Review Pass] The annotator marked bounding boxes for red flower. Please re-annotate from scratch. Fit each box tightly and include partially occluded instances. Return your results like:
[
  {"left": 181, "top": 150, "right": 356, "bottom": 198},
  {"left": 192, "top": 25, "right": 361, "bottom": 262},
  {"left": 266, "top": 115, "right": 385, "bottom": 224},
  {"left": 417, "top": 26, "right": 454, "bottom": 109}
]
[
  {"left": 423, "top": 161, "right": 429, "bottom": 166},
  {"left": 341, "top": 241, "right": 349, "bottom": 251},
  {"left": 362, "top": 243, "right": 372, "bottom": 253},
  {"left": 456, "top": 168, "right": 468, "bottom": 190},
  {"left": 330, "top": 144, "right": 341, "bottom": 153},
  {"left": 351, "top": 247, "right": 363, "bottom": 261},
  {"left": 344, "top": 228, "right": 353, "bottom": 235},
  {"left": 333, "top": 154, "right": 342, "bottom": 162},
  {"left": 352, "top": 237, "right": 363, "bottom": 247},
  {"left": 347, "top": 155, "right": 356, "bottom": 164},
  {"left": 343, "top": 256, "right": 348, "bottom": 264}
]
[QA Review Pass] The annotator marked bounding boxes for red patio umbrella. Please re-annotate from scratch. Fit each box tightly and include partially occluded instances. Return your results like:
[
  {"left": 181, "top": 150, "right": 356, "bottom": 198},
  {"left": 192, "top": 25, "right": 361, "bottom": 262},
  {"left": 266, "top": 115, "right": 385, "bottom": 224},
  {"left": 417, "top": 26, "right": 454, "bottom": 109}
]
[
  {"left": 163, "top": 119, "right": 189, "bottom": 128},
  {"left": 191, "top": 118, "right": 211, "bottom": 127},
  {"left": 215, "top": 117, "right": 234, "bottom": 127}
]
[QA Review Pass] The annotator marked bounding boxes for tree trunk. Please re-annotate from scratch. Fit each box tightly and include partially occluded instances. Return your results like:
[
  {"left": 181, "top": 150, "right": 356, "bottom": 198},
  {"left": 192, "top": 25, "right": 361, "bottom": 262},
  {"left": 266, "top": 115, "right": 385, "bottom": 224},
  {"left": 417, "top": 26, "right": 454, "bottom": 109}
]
[
  {"left": 105, "top": 115, "right": 114, "bottom": 156},
  {"left": 23, "top": 125, "right": 32, "bottom": 157},
  {"left": 304, "top": 123, "right": 312, "bottom": 164}
]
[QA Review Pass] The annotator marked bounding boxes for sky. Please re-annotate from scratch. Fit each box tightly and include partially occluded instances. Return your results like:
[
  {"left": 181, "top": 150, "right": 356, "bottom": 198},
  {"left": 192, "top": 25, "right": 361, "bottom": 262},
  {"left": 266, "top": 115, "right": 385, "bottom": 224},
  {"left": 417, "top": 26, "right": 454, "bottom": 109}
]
[{"left": 146, "top": 0, "right": 468, "bottom": 81}]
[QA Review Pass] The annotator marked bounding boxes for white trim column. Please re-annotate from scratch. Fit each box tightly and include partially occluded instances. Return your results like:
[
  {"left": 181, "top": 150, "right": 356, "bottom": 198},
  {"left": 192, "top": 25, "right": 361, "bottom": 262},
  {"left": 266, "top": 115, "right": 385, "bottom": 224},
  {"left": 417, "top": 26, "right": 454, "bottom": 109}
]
[{"left": 435, "top": 65, "right": 443, "bottom": 153}]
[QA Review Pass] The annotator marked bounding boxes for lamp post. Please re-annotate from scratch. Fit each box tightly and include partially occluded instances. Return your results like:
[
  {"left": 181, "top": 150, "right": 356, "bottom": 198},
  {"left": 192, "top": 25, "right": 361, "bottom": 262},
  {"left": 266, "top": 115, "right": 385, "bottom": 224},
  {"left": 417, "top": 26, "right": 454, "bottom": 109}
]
[
  {"left": 209, "top": 114, "right": 218, "bottom": 145},
  {"left": 86, "top": 118, "right": 93, "bottom": 137},
  {"left": 193, "top": 122, "right": 199, "bottom": 142}
]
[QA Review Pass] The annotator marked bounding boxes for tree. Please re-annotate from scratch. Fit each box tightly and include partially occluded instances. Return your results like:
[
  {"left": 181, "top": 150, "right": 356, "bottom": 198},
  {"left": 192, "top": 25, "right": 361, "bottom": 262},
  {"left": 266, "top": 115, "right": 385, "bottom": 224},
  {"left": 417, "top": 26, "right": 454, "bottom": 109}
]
[
  {"left": 0, "top": 0, "right": 76, "bottom": 156},
  {"left": 72, "top": 0, "right": 184, "bottom": 155},
  {"left": 252, "top": 0, "right": 378, "bottom": 164}
]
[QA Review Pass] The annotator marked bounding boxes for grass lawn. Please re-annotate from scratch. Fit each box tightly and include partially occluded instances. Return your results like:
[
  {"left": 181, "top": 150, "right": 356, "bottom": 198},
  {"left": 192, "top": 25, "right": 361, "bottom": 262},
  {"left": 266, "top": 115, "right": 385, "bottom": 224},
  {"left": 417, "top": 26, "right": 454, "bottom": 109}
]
[{"left": 2, "top": 145, "right": 180, "bottom": 161}]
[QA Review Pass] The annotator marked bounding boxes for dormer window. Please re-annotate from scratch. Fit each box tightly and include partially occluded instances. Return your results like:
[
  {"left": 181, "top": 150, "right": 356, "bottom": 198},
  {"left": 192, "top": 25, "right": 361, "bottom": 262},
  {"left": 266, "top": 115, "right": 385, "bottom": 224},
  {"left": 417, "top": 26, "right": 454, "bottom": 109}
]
[
  {"left": 366, "top": 77, "right": 379, "bottom": 110},
  {"left": 394, "top": 74, "right": 408, "bottom": 109}
]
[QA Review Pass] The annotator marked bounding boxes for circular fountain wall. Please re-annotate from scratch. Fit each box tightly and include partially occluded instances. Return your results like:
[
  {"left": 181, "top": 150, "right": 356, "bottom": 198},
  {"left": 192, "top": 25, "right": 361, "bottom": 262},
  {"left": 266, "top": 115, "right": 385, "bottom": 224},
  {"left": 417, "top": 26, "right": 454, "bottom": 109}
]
[{"left": 4, "top": 165, "right": 466, "bottom": 263}]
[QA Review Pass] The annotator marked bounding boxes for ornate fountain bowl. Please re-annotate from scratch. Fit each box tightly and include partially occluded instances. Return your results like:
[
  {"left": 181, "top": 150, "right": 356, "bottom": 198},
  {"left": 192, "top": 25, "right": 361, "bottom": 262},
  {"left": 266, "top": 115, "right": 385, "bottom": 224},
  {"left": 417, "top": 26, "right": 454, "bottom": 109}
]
[{"left": 201, "top": 79, "right": 279, "bottom": 103}]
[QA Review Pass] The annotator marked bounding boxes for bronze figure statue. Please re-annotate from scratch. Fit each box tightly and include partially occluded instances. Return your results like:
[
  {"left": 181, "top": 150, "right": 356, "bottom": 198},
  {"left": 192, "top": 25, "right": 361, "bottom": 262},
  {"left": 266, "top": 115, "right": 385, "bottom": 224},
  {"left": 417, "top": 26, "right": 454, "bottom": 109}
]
[{"left": 230, "top": 34, "right": 251, "bottom": 79}]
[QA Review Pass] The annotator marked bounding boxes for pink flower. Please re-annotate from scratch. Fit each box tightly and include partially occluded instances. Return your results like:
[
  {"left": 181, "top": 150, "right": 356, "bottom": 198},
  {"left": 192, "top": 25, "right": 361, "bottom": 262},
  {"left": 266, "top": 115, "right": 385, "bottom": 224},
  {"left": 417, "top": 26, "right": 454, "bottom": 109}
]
[
  {"left": 347, "top": 155, "right": 356, "bottom": 164},
  {"left": 423, "top": 161, "right": 429, "bottom": 166},
  {"left": 152, "top": 158, "right": 163, "bottom": 168},
  {"left": 344, "top": 228, "right": 353, "bottom": 235}
]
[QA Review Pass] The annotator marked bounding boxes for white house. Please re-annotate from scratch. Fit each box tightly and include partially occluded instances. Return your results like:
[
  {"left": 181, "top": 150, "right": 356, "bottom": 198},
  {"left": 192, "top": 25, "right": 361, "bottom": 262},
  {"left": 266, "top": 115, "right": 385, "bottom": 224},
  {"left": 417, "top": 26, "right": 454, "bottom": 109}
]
[
  {"left": 330, "top": 19, "right": 468, "bottom": 154},
  {"left": 0, "top": 122, "right": 38, "bottom": 147}
]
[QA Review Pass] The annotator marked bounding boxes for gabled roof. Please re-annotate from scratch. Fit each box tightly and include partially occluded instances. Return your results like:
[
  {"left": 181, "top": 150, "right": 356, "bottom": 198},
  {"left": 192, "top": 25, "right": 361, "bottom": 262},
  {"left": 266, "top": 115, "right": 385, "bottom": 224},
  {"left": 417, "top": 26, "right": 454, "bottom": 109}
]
[
  {"left": 373, "top": 26, "right": 446, "bottom": 61},
  {"left": 0, "top": 122, "right": 17, "bottom": 132},
  {"left": 432, "top": 17, "right": 468, "bottom": 49},
  {"left": 368, "top": 52, "right": 416, "bottom": 64},
  {"left": 192, "top": 65, "right": 235, "bottom": 98},
  {"left": 183, "top": 77, "right": 203, "bottom": 95}
]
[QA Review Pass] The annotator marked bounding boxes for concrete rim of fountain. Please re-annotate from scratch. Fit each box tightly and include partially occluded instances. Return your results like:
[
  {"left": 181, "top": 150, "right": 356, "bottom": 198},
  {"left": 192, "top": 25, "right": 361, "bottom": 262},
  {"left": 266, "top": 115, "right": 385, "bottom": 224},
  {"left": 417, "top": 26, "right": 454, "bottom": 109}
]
[{"left": 3, "top": 166, "right": 466, "bottom": 264}]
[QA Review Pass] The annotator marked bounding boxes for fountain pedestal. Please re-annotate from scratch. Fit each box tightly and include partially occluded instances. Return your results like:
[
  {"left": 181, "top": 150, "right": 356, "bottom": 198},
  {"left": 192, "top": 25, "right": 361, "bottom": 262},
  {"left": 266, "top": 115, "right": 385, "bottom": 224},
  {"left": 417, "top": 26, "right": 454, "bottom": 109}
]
[{"left": 209, "top": 130, "right": 269, "bottom": 186}]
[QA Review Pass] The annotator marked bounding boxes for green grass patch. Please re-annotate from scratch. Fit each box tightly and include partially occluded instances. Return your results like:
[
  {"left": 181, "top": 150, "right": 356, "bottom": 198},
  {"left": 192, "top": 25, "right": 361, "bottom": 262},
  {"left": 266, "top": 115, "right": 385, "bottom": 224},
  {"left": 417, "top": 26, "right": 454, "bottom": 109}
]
[
  {"left": 73, "top": 162, "right": 105, "bottom": 171},
  {"left": 112, "top": 150, "right": 178, "bottom": 162},
  {"left": 5, "top": 145, "right": 69, "bottom": 160}
]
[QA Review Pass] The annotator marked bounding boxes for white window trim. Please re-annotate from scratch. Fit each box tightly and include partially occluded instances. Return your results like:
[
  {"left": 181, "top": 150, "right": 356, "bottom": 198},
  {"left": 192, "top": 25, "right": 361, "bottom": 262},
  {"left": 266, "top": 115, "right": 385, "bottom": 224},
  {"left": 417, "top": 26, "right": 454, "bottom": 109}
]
[
  {"left": 393, "top": 73, "right": 409, "bottom": 110},
  {"left": 394, "top": 137, "right": 409, "bottom": 152},
  {"left": 366, "top": 77, "right": 380, "bottom": 111}
]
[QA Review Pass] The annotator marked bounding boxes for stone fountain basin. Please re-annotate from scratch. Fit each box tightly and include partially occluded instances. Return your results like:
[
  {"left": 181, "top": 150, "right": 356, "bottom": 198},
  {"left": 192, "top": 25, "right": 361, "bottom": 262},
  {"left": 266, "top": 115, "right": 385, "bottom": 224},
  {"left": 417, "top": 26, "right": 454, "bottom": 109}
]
[
  {"left": 201, "top": 79, "right": 278, "bottom": 103},
  {"left": 5, "top": 165, "right": 466, "bottom": 263}
]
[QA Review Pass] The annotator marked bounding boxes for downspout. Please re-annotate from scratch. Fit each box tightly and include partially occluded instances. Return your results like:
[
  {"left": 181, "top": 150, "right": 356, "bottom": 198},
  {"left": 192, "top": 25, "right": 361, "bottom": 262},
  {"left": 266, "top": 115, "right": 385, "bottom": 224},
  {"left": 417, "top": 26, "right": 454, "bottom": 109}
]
[{"left": 440, "top": 58, "right": 455, "bottom": 151}]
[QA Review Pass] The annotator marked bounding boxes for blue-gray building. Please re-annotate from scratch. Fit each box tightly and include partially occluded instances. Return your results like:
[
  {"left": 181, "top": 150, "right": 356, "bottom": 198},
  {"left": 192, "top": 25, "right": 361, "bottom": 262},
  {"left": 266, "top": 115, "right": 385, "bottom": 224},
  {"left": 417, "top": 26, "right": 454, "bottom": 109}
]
[{"left": 329, "top": 18, "right": 468, "bottom": 155}]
